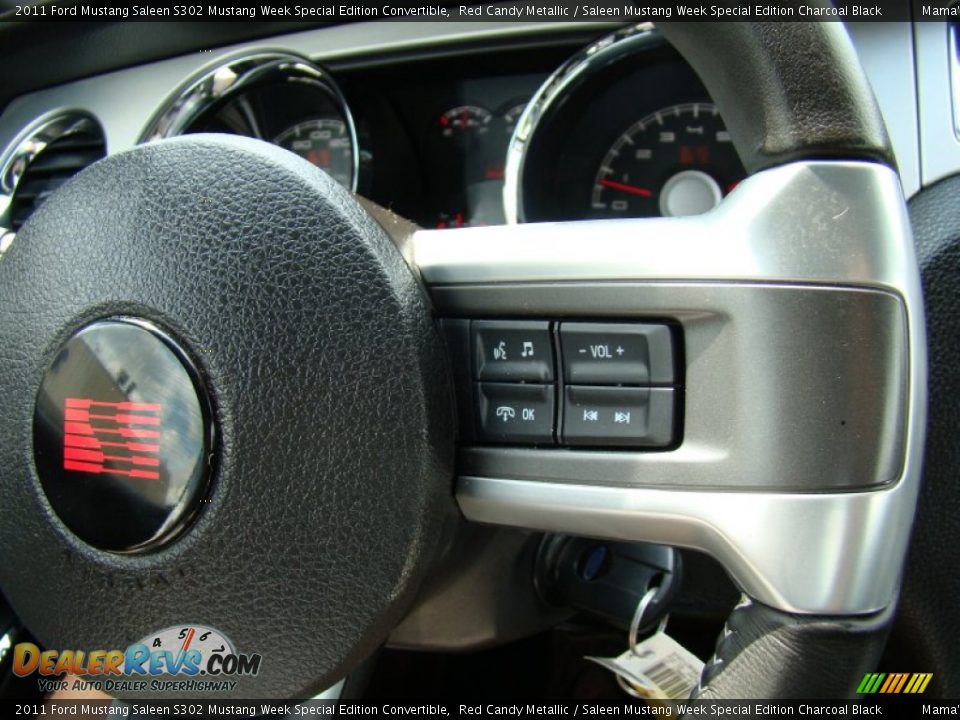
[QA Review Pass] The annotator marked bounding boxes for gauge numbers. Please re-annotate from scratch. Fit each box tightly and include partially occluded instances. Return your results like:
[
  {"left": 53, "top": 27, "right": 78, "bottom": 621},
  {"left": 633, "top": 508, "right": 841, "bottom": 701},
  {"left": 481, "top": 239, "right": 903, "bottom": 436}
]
[
  {"left": 503, "top": 102, "right": 528, "bottom": 137},
  {"left": 591, "top": 102, "right": 743, "bottom": 218},
  {"left": 274, "top": 118, "right": 354, "bottom": 189},
  {"left": 438, "top": 105, "right": 492, "bottom": 139},
  {"left": 138, "top": 624, "right": 235, "bottom": 657}
]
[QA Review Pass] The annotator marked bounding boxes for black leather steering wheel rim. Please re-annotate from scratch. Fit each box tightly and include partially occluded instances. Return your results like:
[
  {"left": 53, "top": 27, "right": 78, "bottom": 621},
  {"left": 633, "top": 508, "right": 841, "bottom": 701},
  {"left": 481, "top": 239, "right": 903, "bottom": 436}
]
[
  {"left": 656, "top": 18, "right": 901, "bottom": 700},
  {"left": 658, "top": 20, "right": 894, "bottom": 174}
]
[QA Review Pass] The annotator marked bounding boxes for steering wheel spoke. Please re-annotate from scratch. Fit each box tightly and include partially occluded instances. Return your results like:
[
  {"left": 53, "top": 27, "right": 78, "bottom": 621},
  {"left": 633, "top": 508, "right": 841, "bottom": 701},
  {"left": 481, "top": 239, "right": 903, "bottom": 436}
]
[{"left": 412, "top": 159, "right": 925, "bottom": 618}]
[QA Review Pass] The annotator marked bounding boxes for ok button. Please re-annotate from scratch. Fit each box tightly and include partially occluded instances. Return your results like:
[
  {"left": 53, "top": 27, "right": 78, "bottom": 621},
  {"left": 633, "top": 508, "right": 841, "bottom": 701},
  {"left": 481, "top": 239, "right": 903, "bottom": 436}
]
[{"left": 475, "top": 382, "right": 555, "bottom": 444}]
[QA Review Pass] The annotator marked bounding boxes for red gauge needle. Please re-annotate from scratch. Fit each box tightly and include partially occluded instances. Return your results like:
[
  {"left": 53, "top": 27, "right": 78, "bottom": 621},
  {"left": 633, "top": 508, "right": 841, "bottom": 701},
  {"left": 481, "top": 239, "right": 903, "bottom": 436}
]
[
  {"left": 598, "top": 178, "right": 653, "bottom": 198},
  {"left": 181, "top": 627, "right": 196, "bottom": 653}
]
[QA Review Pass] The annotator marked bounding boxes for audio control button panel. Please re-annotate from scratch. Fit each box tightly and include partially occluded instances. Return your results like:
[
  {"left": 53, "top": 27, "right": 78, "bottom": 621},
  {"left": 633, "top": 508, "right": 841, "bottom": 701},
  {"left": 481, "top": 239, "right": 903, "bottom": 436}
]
[{"left": 441, "top": 319, "right": 681, "bottom": 449}]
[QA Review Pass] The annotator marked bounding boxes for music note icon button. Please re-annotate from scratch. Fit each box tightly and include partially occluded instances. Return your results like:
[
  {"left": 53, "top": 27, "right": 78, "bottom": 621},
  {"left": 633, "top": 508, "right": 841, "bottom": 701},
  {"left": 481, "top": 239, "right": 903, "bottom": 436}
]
[{"left": 472, "top": 321, "right": 554, "bottom": 382}]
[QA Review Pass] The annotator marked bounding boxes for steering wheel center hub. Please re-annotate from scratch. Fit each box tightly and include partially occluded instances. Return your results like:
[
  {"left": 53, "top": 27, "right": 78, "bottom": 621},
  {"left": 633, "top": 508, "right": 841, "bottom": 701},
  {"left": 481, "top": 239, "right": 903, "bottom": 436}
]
[{"left": 0, "top": 135, "right": 454, "bottom": 698}]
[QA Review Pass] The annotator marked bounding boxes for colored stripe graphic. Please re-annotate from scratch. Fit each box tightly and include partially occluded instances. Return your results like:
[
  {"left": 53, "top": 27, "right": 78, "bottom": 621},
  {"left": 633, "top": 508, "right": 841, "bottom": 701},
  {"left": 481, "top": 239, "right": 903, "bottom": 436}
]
[
  {"left": 879, "top": 673, "right": 906, "bottom": 693},
  {"left": 65, "top": 398, "right": 161, "bottom": 411},
  {"left": 878, "top": 674, "right": 896, "bottom": 693},
  {"left": 63, "top": 434, "right": 159, "bottom": 453},
  {"left": 64, "top": 447, "right": 160, "bottom": 467},
  {"left": 63, "top": 398, "right": 162, "bottom": 480},
  {"left": 858, "top": 672, "right": 932, "bottom": 694},
  {"left": 65, "top": 408, "right": 160, "bottom": 425}
]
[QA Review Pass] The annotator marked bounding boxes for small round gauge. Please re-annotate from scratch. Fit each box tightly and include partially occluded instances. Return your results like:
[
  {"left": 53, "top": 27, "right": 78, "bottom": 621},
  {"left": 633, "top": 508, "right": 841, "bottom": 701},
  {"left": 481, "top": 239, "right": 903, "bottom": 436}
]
[
  {"left": 274, "top": 118, "right": 354, "bottom": 189},
  {"left": 591, "top": 102, "right": 744, "bottom": 218},
  {"left": 438, "top": 105, "right": 492, "bottom": 139}
]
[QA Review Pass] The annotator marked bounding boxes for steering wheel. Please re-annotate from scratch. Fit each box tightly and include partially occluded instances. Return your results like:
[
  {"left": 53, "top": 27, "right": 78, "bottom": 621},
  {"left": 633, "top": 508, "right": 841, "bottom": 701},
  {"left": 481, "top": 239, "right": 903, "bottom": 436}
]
[{"left": 0, "top": 19, "right": 924, "bottom": 700}]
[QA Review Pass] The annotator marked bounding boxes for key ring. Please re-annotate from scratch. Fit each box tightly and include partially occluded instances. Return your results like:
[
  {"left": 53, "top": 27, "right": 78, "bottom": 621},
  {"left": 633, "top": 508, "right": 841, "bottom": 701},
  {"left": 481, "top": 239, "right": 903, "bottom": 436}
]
[
  {"left": 615, "top": 583, "right": 671, "bottom": 698},
  {"left": 628, "top": 585, "right": 670, "bottom": 657}
]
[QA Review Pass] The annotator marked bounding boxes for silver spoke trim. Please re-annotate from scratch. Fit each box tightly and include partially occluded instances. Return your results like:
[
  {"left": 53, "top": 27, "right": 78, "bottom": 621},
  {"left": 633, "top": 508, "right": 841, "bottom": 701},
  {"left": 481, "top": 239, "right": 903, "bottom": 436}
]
[
  {"left": 411, "top": 160, "right": 927, "bottom": 616},
  {"left": 457, "top": 476, "right": 915, "bottom": 616},
  {"left": 414, "top": 161, "right": 914, "bottom": 290}
]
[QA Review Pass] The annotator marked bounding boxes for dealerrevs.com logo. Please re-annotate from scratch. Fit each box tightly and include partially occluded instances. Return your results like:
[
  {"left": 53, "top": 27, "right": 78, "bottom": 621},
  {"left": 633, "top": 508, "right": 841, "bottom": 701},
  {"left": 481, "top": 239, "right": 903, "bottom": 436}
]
[{"left": 13, "top": 625, "right": 262, "bottom": 693}]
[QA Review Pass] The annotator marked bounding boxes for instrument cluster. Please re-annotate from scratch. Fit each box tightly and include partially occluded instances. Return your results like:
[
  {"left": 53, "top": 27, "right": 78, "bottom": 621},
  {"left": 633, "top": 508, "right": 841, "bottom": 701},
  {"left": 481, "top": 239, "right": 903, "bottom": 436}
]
[{"left": 145, "top": 27, "right": 744, "bottom": 228}]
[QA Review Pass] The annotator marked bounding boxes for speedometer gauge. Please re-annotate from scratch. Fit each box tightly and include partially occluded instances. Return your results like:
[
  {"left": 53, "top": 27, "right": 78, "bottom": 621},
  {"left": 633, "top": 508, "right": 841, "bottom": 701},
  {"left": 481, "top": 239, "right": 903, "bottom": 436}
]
[
  {"left": 590, "top": 102, "right": 744, "bottom": 218},
  {"left": 274, "top": 118, "right": 354, "bottom": 189}
]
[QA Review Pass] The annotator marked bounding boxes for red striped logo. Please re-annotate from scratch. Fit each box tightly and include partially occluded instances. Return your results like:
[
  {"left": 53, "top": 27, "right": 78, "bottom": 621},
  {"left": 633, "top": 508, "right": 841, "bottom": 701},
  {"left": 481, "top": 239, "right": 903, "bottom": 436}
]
[{"left": 62, "top": 398, "right": 161, "bottom": 480}]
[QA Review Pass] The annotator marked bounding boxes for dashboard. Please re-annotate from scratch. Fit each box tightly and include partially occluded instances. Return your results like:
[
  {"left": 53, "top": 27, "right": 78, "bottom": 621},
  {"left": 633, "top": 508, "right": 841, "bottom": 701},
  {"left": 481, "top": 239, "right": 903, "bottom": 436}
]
[
  {"left": 139, "top": 25, "right": 746, "bottom": 230},
  {"left": 0, "top": 20, "right": 934, "bottom": 242},
  {"left": 0, "top": 24, "right": 755, "bottom": 235}
]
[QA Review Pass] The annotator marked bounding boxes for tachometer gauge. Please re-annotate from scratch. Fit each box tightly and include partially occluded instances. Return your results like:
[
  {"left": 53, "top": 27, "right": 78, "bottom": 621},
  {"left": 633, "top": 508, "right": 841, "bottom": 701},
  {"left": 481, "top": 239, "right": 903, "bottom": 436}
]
[
  {"left": 591, "top": 102, "right": 744, "bottom": 218},
  {"left": 274, "top": 118, "right": 354, "bottom": 189},
  {"left": 142, "top": 52, "right": 360, "bottom": 193}
]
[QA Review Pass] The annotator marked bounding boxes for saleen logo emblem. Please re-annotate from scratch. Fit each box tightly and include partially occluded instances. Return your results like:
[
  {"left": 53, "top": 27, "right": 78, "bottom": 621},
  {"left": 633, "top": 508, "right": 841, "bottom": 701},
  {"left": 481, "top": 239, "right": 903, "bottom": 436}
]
[{"left": 62, "top": 398, "right": 161, "bottom": 480}]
